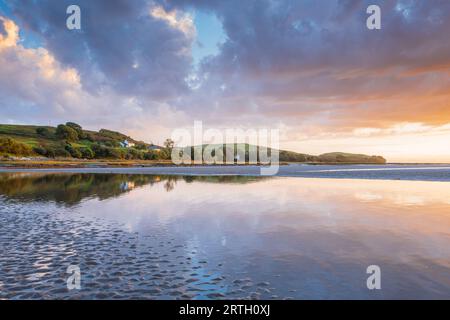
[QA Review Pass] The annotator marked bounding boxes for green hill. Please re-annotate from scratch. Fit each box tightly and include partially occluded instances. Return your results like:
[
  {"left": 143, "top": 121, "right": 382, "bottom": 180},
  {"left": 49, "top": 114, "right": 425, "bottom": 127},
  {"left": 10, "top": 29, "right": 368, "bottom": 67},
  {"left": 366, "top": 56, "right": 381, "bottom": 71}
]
[
  {"left": 0, "top": 123, "right": 386, "bottom": 164},
  {"left": 317, "top": 152, "right": 386, "bottom": 164},
  {"left": 174, "top": 143, "right": 386, "bottom": 164},
  {"left": 0, "top": 123, "right": 161, "bottom": 160}
]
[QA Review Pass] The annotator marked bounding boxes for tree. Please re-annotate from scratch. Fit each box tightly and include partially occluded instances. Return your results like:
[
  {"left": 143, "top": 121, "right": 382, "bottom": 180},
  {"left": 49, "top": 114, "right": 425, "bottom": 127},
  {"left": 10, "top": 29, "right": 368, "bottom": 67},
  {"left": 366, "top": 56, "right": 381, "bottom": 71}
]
[
  {"left": 0, "top": 138, "right": 33, "bottom": 156},
  {"left": 56, "top": 124, "right": 79, "bottom": 142},
  {"left": 163, "top": 138, "right": 174, "bottom": 149},
  {"left": 66, "top": 122, "right": 87, "bottom": 139},
  {"left": 65, "top": 144, "right": 82, "bottom": 158},
  {"left": 36, "top": 127, "right": 50, "bottom": 137},
  {"left": 144, "top": 151, "right": 157, "bottom": 160},
  {"left": 127, "top": 148, "right": 143, "bottom": 160},
  {"left": 135, "top": 143, "right": 148, "bottom": 150},
  {"left": 66, "top": 122, "right": 82, "bottom": 132},
  {"left": 33, "top": 146, "right": 47, "bottom": 156},
  {"left": 91, "top": 143, "right": 108, "bottom": 158},
  {"left": 46, "top": 143, "right": 70, "bottom": 158},
  {"left": 80, "top": 148, "right": 94, "bottom": 159},
  {"left": 158, "top": 138, "right": 175, "bottom": 160}
]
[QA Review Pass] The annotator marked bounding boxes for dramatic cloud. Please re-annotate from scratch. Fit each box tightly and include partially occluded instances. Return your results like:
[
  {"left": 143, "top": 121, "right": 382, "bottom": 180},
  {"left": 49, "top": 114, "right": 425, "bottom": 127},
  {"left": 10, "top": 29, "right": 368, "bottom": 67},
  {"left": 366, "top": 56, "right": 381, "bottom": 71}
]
[
  {"left": 0, "top": 15, "right": 190, "bottom": 143},
  {"left": 0, "top": 0, "right": 449, "bottom": 160},
  {"left": 0, "top": 16, "right": 87, "bottom": 120},
  {"left": 164, "top": 0, "right": 450, "bottom": 129},
  {"left": 7, "top": 0, "right": 194, "bottom": 98}
]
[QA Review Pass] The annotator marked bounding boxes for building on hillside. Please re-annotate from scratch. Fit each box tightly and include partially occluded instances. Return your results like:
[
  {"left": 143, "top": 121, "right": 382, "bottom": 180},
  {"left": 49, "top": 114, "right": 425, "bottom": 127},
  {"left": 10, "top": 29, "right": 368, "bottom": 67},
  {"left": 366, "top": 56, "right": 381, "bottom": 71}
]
[{"left": 120, "top": 139, "right": 135, "bottom": 148}]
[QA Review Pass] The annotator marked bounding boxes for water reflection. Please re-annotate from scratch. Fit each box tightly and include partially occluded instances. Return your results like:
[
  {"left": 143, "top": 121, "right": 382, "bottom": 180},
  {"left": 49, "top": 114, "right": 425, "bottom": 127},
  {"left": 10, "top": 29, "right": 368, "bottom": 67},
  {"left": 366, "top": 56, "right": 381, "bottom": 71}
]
[
  {"left": 0, "top": 173, "right": 449, "bottom": 299},
  {"left": 0, "top": 173, "right": 264, "bottom": 206}
]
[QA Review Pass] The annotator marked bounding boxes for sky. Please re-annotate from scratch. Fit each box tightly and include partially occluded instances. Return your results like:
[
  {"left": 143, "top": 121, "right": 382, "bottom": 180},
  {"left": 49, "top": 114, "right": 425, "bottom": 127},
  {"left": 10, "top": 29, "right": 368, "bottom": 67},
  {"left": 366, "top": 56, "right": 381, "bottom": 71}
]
[{"left": 0, "top": 0, "right": 449, "bottom": 162}]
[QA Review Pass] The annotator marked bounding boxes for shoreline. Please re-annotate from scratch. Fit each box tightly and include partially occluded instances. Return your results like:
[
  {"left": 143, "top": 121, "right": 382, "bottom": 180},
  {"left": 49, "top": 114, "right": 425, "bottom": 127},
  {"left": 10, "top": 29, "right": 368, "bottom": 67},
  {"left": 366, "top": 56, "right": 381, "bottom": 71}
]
[
  {"left": 1, "top": 163, "right": 450, "bottom": 182},
  {"left": 0, "top": 159, "right": 422, "bottom": 170}
]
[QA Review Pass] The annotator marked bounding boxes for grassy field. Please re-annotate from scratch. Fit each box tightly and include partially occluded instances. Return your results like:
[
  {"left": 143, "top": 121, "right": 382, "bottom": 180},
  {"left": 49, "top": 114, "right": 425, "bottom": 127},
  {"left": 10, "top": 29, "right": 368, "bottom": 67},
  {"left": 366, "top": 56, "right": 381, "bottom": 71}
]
[
  {"left": 0, "top": 124, "right": 53, "bottom": 147},
  {"left": 0, "top": 124, "right": 140, "bottom": 149}
]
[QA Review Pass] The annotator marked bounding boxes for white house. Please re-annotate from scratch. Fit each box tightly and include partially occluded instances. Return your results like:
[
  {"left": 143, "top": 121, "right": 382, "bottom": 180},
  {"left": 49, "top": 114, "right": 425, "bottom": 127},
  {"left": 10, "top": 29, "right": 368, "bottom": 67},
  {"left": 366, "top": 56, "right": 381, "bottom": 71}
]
[{"left": 120, "top": 139, "right": 135, "bottom": 148}]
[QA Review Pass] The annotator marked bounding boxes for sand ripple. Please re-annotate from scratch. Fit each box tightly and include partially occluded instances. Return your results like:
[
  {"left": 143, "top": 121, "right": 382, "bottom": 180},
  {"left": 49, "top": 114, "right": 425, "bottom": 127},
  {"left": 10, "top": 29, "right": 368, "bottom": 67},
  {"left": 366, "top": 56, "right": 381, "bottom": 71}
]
[{"left": 0, "top": 198, "right": 279, "bottom": 300}]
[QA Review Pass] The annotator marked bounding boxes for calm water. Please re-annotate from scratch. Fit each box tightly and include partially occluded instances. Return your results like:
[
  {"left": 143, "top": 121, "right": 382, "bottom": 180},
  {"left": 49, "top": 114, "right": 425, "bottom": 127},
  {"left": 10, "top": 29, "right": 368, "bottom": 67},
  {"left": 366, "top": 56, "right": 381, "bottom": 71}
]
[
  {"left": 3, "top": 163, "right": 450, "bottom": 181},
  {"left": 0, "top": 172, "right": 449, "bottom": 299}
]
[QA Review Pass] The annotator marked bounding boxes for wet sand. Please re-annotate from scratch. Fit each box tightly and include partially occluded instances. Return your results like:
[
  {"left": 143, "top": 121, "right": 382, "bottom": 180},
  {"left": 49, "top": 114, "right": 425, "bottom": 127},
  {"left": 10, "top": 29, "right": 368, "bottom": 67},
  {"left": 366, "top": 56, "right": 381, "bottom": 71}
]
[{"left": 0, "top": 197, "right": 281, "bottom": 300}]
